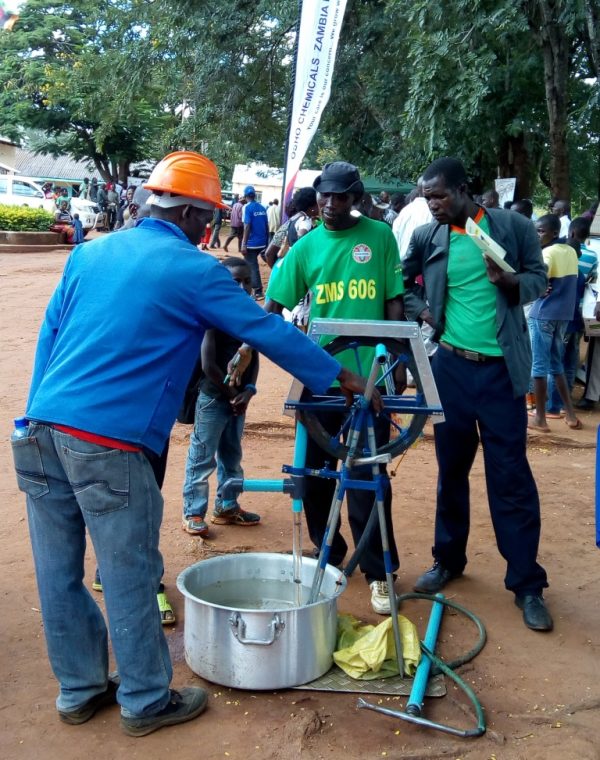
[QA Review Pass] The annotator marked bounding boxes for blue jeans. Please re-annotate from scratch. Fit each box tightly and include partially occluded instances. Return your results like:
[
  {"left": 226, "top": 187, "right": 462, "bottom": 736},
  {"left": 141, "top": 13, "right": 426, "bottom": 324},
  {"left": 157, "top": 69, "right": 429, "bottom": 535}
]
[
  {"left": 547, "top": 331, "right": 579, "bottom": 412},
  {"left": 529, "top": 317, "right": 568, "bottom": 377},
  {"left": 182, "top": 393, "right": 244, "bottom": 519},
  {"left": 11, "top": 424, "right": 172, "bottom": 717},
  {"left": 243, "top": 247, "right": 265, "bottom": 295}
]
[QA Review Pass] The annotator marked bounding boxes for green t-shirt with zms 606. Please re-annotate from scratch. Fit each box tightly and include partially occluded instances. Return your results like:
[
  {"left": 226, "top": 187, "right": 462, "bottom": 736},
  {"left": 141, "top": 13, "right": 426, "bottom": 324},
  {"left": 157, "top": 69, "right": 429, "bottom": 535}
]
[
  {"left": 440, "top": 211, "right": 503, "bottom": 356},
  {"left": 267, "top": 215, "right": 405, "bottom": 376}
]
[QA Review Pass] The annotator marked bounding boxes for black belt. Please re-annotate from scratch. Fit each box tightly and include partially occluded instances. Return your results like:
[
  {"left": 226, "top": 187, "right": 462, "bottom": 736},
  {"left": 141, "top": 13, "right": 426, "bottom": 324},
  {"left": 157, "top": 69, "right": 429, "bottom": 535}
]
[{"left": 439, "top": 341, "right": 504, "bottom": 363}]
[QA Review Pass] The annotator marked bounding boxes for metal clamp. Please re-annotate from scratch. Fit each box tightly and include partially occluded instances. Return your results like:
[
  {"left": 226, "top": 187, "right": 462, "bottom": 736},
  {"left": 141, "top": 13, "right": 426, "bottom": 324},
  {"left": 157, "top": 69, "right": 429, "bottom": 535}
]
[{"left": 229, "top": 612, "right": 285, "bottom": 646}]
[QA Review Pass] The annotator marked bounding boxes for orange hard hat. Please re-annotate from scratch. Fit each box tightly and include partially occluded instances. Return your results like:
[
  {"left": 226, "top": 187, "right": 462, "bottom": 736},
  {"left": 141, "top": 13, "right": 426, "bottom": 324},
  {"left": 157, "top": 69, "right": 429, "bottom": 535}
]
[{"left": 144, "top": 151, "right": 228, "bottom": 209}]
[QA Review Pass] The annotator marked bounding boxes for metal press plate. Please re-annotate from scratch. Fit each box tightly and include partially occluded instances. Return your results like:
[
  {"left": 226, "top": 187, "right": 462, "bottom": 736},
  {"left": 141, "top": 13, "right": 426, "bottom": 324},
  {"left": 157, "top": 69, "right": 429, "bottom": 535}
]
[{"left": 293, "top": 664, "right": 446, "bottom": 697}]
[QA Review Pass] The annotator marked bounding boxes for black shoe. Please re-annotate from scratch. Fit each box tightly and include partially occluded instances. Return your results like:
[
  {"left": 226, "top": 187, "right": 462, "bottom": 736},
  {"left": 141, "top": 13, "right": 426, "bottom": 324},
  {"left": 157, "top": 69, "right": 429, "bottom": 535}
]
[
  {"left": 120, "top": 687, "right": 208, "bottom": 737},
  {"left": 414, "top": 561, "right": 461, "bottom": 593},
  {"left": 515, "top": 594, "right": 553, "bottom": 631},
  {"left": 58, "top": 673, "right": 120, "bottom": 725},
  {"left": 575, "top": 398, "right": 595, "bottom": 410}
]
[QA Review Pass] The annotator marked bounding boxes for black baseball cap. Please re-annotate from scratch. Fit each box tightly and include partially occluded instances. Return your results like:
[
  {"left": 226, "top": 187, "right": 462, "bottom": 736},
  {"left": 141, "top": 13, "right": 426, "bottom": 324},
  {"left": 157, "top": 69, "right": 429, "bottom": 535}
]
[{"left": 313, "top": 161, "right": 364, "bottom": 194}]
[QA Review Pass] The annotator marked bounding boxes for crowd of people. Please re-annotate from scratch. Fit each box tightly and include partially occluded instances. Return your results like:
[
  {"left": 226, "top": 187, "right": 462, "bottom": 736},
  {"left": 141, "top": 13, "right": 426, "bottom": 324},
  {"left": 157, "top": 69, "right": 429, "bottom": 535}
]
[{"left": 11, "top": 149, "right": 600, "bottom": 739}]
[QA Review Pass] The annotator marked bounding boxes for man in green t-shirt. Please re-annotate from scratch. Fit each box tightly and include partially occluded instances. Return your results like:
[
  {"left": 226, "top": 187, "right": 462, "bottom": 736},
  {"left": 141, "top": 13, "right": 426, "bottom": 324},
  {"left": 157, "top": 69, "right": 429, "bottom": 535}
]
[
  {"left": 266, "top": 161, "right": 406, "bottom": 615},
  {"left": 403, "top": 157, "right": 551, "bottom": 633}
]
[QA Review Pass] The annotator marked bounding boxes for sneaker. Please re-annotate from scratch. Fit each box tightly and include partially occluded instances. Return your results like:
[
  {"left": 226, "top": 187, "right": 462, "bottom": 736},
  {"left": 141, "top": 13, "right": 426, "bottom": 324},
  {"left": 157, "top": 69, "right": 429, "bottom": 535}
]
[
  {"left": 370, "top": 580, "right": 392, "bottom": 615},
  {"left": 58, "top": 673, "right": 120, "bottom": 725},
  {"left": 120, "top": 687, "right": 208, "bottom": 737},
  {"left": 92, "top": 568, "right": 103, "bottom": 592},
  {"left": 211, "top": 507, "right": 260, "bottom": 526},
  {"left": 526, "top": 393, "right": 536, "bottom": 410},
  {"left": 182, "top": 516, "right": 210, "bottom": 536}
]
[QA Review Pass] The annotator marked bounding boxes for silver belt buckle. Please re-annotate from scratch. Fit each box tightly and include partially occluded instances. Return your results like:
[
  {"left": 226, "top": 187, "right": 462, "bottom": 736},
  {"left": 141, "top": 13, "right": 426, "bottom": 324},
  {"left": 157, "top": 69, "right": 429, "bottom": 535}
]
[{"left": 463, "top": 349, "right": 481, "bottom": 362}]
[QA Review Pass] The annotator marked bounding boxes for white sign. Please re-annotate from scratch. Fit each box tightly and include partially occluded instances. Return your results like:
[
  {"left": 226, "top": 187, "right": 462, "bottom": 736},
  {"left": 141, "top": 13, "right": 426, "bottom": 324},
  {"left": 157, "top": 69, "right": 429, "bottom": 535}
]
[
  {"left": 494, "top": 178, "right": 517, "bottom": 208},
  {"left": 283, "top": 0, "right": 348, "bottom": 207}
]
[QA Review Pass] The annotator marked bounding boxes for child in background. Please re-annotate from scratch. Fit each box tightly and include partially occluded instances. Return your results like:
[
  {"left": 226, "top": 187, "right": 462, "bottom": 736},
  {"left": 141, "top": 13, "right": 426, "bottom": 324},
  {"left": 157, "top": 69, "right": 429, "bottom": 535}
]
[
  {"left": 72, "top": 213, "right": 85, "bottom": 244},
  {"left": 182, "top": 257, "right": 261, "bottom": 536}
]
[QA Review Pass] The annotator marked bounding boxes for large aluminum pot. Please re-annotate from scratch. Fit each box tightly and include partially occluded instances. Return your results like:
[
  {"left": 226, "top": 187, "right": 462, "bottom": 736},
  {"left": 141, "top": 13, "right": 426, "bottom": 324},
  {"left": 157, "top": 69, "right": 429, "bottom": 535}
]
[{"left": 177, "top": 552, "right": 346, "bottom": 690}]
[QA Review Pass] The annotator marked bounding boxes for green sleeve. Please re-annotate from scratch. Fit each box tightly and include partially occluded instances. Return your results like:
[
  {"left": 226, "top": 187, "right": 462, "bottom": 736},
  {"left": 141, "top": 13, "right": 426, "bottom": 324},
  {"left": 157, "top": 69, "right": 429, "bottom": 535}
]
[
  {"left": 383, "top": 227, "right": 405, "bottom": 299},
  {"left": 266, "top": 246, "right": 307, "bottom": 309}
]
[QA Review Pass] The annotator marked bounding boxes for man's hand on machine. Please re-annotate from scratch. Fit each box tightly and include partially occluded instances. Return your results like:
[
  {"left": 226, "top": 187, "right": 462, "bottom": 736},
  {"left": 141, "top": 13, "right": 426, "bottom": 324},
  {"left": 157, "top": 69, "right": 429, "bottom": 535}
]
[
  {"left": 225, "top": 344, "right": 253, "bottom": 386},
  {"left": 337, "top": 368, "right": 384, "bottom": 412}
]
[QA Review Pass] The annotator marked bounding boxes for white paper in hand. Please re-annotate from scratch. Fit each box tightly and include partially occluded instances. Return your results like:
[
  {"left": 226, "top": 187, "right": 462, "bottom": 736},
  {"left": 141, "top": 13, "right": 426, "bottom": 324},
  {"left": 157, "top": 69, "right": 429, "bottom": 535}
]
[{"left": 466, "top": 217, "right": 515, "bottom": 273}]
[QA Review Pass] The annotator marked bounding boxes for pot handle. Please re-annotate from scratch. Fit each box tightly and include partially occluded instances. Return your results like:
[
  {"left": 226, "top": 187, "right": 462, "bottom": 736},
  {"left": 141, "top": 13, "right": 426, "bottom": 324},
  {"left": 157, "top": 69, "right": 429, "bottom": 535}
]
[{"left": 229, "top": 612, "right": 285, "bottom": 646}]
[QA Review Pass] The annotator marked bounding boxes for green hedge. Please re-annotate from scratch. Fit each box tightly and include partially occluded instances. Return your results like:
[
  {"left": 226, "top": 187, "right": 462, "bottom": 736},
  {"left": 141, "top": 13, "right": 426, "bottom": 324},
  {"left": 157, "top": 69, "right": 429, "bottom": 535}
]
[{"left": 0, "top": 204, "right": 55, "bottom": 232}]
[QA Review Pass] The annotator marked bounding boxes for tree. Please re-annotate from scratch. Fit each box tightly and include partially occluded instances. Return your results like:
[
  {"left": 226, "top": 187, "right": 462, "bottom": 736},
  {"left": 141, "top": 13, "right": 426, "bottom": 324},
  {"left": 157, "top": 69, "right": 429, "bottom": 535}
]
[{"left": 0, "top": 0, "right": 174, "bottom": 181}]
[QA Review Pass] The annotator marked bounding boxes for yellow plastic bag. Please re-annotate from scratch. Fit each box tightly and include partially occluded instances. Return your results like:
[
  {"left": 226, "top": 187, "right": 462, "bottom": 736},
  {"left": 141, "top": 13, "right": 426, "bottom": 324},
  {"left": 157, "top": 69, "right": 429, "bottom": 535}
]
[{"left": 333, "top": 613, "right": 421, "bottom": 680}]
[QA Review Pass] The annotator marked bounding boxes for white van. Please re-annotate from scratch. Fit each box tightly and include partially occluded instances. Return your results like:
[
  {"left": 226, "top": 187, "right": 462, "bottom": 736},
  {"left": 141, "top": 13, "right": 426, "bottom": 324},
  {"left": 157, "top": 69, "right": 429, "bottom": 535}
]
[
  {"left": 0, "top": 175, "right": 101, "bottom": 233},
  {"left": 0, "top": 174, "right": 49, "bottom": 209}
]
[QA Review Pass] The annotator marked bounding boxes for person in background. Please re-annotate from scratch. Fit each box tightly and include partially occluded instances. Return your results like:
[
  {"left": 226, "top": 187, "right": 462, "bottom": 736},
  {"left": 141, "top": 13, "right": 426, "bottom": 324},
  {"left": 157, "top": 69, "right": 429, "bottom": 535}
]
[
  {"left": 383, "top": 193, "right": 405, "bottom": 227},
  {"left": 582, "top": 200, "right": 599, "bottom": 222},
  {"left": 404, "top": 157, "right": 553, "bottom": 633},
  {"left": 527, "top": 214, "right": 581, "bottom": 432},
  {"left": 552, "top": 199, "right": 571, "bottom": 239},
  {"left": 546, "top": 217, "right": 597, "bottom": 416},
  {"left": 88, "top": 177, "right": 98, "bottom": 202},
  {"left": 79, "top": 178, "right": 90, "bottom": 199},
  {"left": 12, "top": 150, "right": 371, "bottom": 737},
  {"left": 97, "top": 182, "right": 108, "bottom": 215},
  {"left": 267, "top": 198, "right": 281, "bottom": 242},
  {"left": 72, "top": 214, "right": 85, "bottom": 245},
  {"left": 50, "top": 200, "right": 76, "bottom": 244},
  {"left": 482, "top": 188, "right": 500, "bottom": 208},
  {"left": 223, "top": 195, "right": 244, "bottom": 253},
  {"left": 393, "top": 179, "right": 433, "bottom": 260},
  {"left": 511, "top": 199, "right": 534, "bottom": 219},
  {"left": 106, "top": 183, "right": 119, "bottom": 231},
  {"left": 209, "top": 206, "right": 224, "bottom": 249},
  {"left": 241, "top": 185, "right": 268, "bottom": 300}
]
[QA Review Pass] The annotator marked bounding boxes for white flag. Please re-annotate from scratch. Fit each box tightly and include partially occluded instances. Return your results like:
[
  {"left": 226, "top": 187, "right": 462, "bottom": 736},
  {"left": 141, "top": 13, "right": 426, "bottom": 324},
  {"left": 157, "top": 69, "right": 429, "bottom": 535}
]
[{"left": 283, "top": 0, "right": 348, "bottom": 207}]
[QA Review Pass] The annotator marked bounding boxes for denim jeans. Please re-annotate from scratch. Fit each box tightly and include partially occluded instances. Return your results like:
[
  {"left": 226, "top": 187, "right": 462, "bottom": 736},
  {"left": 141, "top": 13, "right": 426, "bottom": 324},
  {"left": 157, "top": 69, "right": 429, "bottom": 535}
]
[
  {"left": 11, "top": 424, "right": 172, "bottom": 717},
  {"left": 547, "top": 331, "right": 579, "bottom": 412},
  {"left": 529, "top": 317, "right": 568, "bottom": 377},
  {"left": 243, "top": 247, "right": 265, "bottom": 295},
  {"left": 182, "top": 392, "right": 244, "bottom": 519}
]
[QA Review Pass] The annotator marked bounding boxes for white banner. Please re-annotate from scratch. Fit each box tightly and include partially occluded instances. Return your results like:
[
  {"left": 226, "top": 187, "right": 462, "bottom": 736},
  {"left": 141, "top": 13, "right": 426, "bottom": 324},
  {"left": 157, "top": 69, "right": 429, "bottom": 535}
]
[{"left": 283, "top": 0, "right": 348, "bottom": 207}]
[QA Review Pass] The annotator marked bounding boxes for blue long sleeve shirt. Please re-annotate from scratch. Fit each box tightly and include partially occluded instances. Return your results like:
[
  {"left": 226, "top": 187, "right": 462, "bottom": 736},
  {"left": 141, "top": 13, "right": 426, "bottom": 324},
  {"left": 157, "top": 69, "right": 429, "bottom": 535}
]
[{"left": 26, "top": 218, "right": 341, "bottom": 453}]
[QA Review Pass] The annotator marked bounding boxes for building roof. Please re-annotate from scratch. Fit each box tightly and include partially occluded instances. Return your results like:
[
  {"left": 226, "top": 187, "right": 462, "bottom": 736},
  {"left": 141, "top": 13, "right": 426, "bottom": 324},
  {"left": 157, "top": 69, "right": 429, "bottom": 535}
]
[{"left": 14, "top": 148, "right": 102, "bottom": 182}]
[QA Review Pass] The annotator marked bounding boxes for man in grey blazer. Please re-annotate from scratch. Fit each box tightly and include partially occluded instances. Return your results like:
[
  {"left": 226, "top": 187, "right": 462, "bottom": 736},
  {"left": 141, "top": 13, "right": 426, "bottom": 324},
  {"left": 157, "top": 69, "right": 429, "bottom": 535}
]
[{"left": 403, "top": 157, "right": 552, "bottom": 632}]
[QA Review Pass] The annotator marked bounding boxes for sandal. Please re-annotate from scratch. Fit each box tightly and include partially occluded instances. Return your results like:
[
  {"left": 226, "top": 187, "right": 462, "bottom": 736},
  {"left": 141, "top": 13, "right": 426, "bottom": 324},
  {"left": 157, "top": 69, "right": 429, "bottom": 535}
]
[
  {"left": 157, "top": 584, "right": 176, "bottom": 625},
  {"left": 565, "top": 417, "right": 583, "bottom": 430}
]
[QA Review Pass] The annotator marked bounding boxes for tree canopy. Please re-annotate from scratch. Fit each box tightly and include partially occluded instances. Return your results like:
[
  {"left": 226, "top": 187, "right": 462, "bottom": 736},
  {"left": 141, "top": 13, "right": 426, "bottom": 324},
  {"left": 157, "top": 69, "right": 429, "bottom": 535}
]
[{"left": 0, "top": 0, "right": 598, "bottom": 204}]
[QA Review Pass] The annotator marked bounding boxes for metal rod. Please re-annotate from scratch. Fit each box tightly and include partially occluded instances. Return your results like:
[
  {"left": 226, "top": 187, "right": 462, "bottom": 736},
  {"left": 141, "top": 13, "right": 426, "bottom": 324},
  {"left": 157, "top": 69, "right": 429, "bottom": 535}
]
[
  {"left": 356, "top": 698, "right": 476, "bottom": 738},
  {"left": 365, "top": 412, "right": 404, "bottom": 678}
]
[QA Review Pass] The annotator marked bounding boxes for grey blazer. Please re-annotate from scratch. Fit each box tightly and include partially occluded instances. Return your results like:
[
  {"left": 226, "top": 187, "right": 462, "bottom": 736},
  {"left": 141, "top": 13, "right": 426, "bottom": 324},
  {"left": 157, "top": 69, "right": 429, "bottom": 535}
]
[{"left": 403, "top": 207, "right": 547, "bottom": 397}]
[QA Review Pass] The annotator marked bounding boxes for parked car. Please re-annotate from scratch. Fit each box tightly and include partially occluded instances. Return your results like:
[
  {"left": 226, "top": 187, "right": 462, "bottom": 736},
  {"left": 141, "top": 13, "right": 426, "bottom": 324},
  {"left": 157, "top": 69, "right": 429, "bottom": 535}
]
[{"left": 69, "top": 196, "right": 103, "bottom": 234}]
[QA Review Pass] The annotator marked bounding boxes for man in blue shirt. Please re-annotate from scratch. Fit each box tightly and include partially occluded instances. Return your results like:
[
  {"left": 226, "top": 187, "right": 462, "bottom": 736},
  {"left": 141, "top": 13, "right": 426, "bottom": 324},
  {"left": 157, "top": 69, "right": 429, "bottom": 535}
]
[
  {"left": 241, "top": 184, "right": 269, "bottom": 299},
  {"left": 12, "top": 152, "right": 371, "bottom": 738}
]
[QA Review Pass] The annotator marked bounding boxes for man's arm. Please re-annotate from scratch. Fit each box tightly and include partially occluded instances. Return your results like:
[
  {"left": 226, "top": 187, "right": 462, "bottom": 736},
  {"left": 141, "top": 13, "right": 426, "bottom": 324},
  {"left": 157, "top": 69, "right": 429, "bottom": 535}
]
[{"left": 401, "top": 228, "right": 432, "bottom": 325}]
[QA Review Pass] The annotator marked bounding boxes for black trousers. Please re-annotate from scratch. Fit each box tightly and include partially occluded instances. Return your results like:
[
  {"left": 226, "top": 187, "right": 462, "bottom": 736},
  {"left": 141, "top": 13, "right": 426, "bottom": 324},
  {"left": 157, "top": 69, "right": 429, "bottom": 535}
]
[
  {"left": 303, "top": 409, "right": 399, "bottom": 583},
  {"left": 431, "top": 346, "right": 548, "bottom": 595}
]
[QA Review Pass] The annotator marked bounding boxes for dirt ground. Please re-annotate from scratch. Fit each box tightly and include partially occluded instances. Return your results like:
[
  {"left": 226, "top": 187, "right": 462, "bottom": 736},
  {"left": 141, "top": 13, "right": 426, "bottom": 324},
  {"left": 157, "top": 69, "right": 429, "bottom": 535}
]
[{"left": 2, "top": 243, "right": 600, "bottom": 760}]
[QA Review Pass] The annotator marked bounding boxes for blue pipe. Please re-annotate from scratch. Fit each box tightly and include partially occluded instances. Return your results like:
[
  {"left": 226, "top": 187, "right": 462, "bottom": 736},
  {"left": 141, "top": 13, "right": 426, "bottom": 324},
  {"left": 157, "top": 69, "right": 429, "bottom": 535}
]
[
  {"left": 292, "top": 422, "right": 308, "bottom": 513},
  {"left": 241, "top": 479, "right": 286, "bottom": 492},
  {"left": 406, "top": 593, "right": 445, "bottom": 716}
]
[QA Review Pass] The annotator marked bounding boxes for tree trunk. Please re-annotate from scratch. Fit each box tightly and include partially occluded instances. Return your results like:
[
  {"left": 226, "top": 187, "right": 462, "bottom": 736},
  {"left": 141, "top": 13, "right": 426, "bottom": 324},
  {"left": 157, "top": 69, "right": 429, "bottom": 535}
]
[
  {"left": 524, "top": 0, "right": 571, "bottom": 200},
  {"left": 497, "top": 132, "right": 540, "bottom": 200}
]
